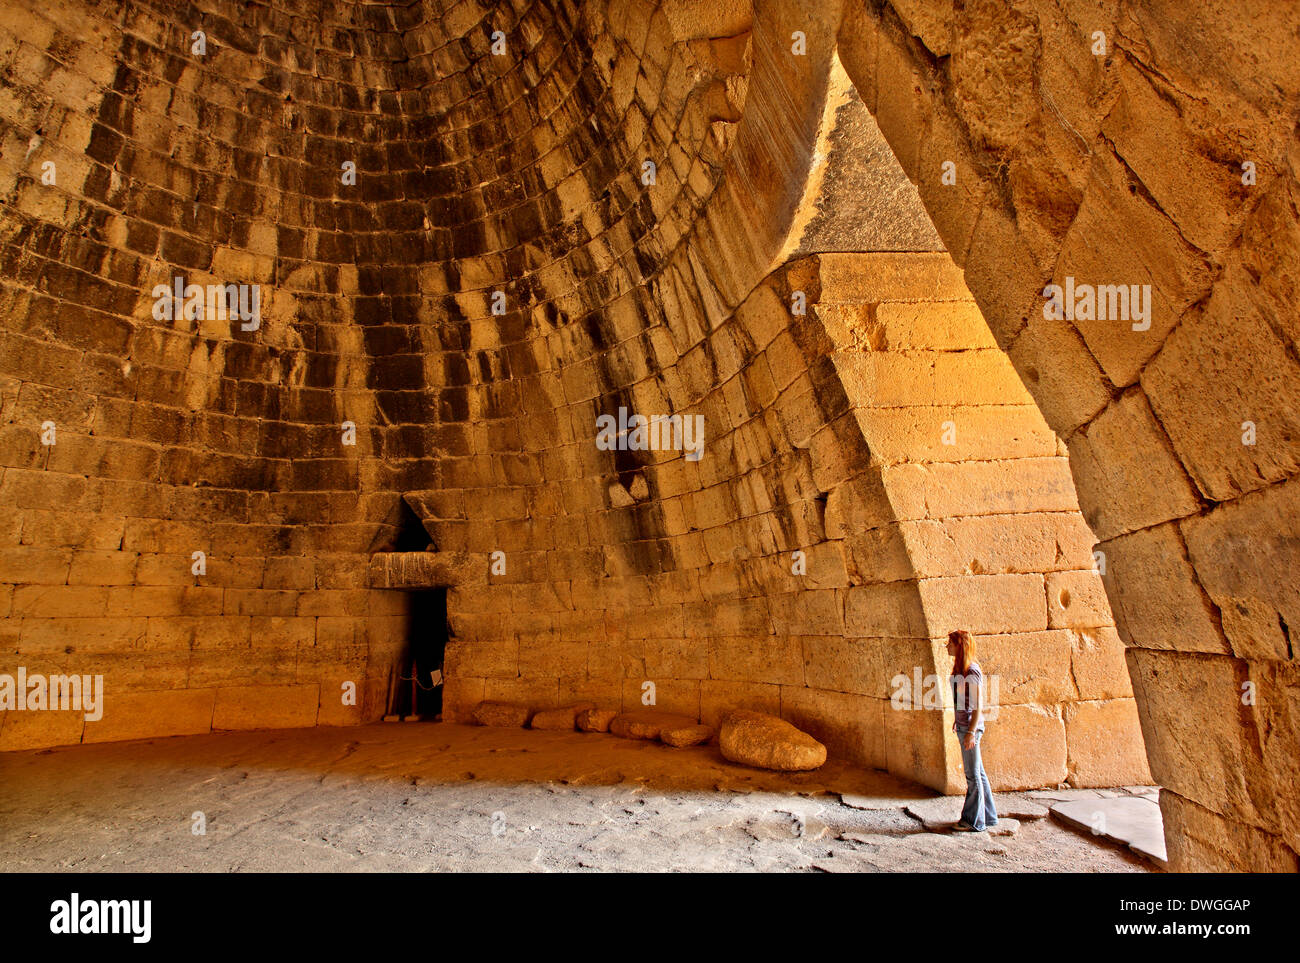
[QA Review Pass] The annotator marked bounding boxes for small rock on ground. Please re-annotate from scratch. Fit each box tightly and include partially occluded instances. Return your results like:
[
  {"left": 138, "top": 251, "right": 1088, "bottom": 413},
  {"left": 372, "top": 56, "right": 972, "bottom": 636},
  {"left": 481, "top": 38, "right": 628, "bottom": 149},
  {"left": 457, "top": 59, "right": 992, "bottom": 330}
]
[
  {"left": 661, "top": 724, "right": 713, "bottom": 747},
  {"left": 609, "top": 710, "right": 696, "bottom": 740},
  {"left": 577, "top": 708, "right": 619, "bottom": 732},
  {"left": 530, "top": 703, "right": 596, "bottom": 731}
]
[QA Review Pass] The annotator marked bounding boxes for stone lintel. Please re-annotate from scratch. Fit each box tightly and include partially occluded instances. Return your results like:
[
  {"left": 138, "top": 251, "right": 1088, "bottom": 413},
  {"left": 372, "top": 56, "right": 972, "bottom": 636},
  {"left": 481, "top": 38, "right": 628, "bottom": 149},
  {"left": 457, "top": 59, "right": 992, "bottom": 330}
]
[{"left": 368, "top": 551, "right": 472, "bottom": 589}]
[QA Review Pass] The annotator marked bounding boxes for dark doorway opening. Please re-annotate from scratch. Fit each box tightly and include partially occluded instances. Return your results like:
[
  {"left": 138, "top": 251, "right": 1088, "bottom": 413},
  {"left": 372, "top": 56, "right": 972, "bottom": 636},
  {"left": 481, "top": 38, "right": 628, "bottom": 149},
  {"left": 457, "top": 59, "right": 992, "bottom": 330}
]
[
  {"left": 403, "top": 587, "right": 447, "bottom": 718},
  {"left": 375, "top": 496, "right": 448, "bottom": 720}
]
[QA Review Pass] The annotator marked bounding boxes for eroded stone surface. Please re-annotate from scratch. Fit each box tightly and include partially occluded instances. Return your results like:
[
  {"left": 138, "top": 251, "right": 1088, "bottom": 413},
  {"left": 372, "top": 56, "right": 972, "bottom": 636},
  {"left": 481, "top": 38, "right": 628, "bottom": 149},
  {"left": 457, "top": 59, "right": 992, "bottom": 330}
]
[
  {"left": 0, "top": 0, "right": 1290, "bottom": 873},
  {"left": 661, "top": 724, "right": 714, "bottom": 748},
  {"left": 835, "top": 1, "right": 1300, "bottom": 872},
  {"left": 720, "top": 711, "right": 828, "bottom": 772},
  {"left": 609, "top": 711, "right": 697, "bottom": 741},
  {"left": 473, "top": 702, "right": 532, "bottom": 729}
]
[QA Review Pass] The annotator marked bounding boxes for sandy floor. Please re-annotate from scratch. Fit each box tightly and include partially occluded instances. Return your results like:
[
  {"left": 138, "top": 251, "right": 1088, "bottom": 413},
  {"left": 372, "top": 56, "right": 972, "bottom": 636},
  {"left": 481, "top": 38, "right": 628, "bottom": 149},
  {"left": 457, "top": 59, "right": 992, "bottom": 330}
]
[{"left": 0, "top": 722, "right": 1152, "bottom": 872}]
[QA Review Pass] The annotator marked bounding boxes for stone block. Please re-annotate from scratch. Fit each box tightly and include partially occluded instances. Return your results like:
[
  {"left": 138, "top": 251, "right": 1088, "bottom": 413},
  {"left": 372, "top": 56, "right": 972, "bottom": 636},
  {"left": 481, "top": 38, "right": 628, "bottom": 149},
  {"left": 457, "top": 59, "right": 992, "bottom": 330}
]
[
  {"left": 1101, "top": 523, "right": 1227, "bottom": 654},
  {"left": 1063, "top": 698, "right": 1152, "bottom": 787},
  {"left": 1125, "top": 648, "right": 1265, "bottom": 824},
  {"left": 1046, "top": 569, "right": 1112, "bottom": 629},
  {"left": 1144, "top": 270, "right": 1300, "bottom": 502},
  {"left": 0, "top": 708, "right": 85, "bottom": 751},
  {"left": 1069, "top": 627, "right": 1134, "bottom": 700},
  {"left": 882, "top": 457, "right": 1080, "bottom": 520},
  {"left": 917, "top": 573, "right": 1048, "bottom": 636},
  {"left": 1067, "top": 390, "right": 1202, "bottom": 541},
  {"left": 707, "top": 634, "right": 803, "bottom": 685},
  {"left": 883, "top": 699, "right": 950, "bottom": 792},
  {"left": 845, "top": 582, "right": 927, "bottom": 638},
  {"left": 975, "top": 630, "right": 1075, "bottom": 706},
  {"left": 212, "top": 684, "right": 319, "bottom": 731},
  {"left": 472, "top": 701, "right": 532, "bottom": 728},
  {"left": 1007, "top": 312, "right": 1111, "bottom": 435},
  {"left": 1181, "top": 479, "right": 1300, "bottom": 662},
  {"left": 979, "top": 703, "right": 1067, "bottom": 791},
  {"left": 1160, "top": 790, "right": 1299, "bottom": 874},
  {"left": 901, "top": 512, "right": 1096, "bottom": 578},
  {"left": 83, "top": 688, "right": 215, "bottom": 743},
  {"left": 1055, "top": 147, "right": 1214, "bottom": 387},
  {"left": 530, "top": 702, "right": 596, "bottom": 731},
  {"left": 801, "top": 635, "right": 888, "bottom": 697},
  {"left": 609, "top": 709, "right": 696, "bottom": 740}
]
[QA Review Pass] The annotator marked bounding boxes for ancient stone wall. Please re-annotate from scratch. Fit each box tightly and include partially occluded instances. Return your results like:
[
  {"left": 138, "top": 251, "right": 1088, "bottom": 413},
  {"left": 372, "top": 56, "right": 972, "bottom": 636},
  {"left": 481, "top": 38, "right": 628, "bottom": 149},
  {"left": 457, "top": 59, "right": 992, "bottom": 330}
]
[
  {"left": 0, "top": 0, "right": 437, "bottom": 747},
  {"left": 2, "top": 0, "right": 1137, "bottom": 789},
  {"left": 441, "top": 242, "right": 1146, "bottom": 795},
  {"left": 1, "top": 0, "right": 1293, "bottom": 872},
  {"left": 815, "top": 252, "right": 1147, "bottom": 791},
  {"left": 836, "top": 0, "right": 1300, "bottom": 870}
]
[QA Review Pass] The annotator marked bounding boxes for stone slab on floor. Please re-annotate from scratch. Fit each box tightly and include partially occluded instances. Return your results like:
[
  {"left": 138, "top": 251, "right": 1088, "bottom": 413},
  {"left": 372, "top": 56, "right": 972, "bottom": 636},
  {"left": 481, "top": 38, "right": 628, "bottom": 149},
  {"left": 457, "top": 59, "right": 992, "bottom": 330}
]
[
  {"left": 901, "top": 793, "right": 1048, "bottom": 830},
  {"left": 995, "top": 795, "right": 1050, "bottom": 819},
  {"left": 1028, "top": 788, "right": 1105, "bottom": 801},
  {"left": 1050, "top": 794, "right": 1167, "bottom": 866}
]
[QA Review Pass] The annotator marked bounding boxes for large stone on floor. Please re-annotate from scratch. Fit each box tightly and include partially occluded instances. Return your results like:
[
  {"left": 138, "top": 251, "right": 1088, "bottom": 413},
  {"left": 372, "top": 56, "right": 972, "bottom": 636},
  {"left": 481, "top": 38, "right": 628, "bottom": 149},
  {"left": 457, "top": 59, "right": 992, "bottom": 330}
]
[
  {"left": 661, "top": 723, "right": 713, "bottom": 747},
  {"left": 577, "top": 707, "right": 619, "bottom": 732},
  {"left": 530, "top": 702, "right": 595, "bottom": 731},
  {"left": 1051, "top": 794, "right": 1168, "bottom": 866},
  {"left": 719, "top": 710, "right": 827, "bottom": 771},
  {"left": 609, "top": 710, "right": 697, "bottom": 740},
  {"left": 472, "top": 701, "right": 531, "bottom": 728}
]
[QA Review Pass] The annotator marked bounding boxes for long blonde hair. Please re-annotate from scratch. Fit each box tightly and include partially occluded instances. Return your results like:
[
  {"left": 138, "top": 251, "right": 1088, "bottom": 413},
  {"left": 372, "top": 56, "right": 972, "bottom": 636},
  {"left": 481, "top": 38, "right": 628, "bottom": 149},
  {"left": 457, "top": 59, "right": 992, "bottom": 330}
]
[{"left": 949, "top": 629, "right": 975, "bottom": 675}]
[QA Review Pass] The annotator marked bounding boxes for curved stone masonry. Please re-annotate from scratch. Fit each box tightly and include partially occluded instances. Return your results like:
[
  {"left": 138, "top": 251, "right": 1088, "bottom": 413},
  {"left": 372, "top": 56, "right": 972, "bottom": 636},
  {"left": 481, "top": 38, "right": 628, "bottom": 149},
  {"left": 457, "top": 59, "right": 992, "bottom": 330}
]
[
  {"left": 835, "top": 0, "right": 1300, "bottom": 872},
  {"left": 0, "top": 0, "right": 1293, "bottom": 872}
]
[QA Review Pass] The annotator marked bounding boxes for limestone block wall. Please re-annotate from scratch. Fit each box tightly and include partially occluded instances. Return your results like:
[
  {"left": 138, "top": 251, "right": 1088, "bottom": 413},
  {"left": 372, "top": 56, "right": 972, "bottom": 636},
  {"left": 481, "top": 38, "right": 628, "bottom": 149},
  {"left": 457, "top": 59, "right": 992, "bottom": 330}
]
[
  {"left": 836, "top": 0, "right": 1300, "bottom": 869},
  {"left": 0, "top": 0, "right": 816, "bottom": 748},
  {"left": 815, "top": 252, "right": 1146, "bottom": 791},
  {"left": 0, "top": 0, "right": 441, "bottom": 747},
  {"left": 1, "top": 0, "right": 1291, "bottom": 873},
  {"left": 0, "top": 0, "right": 1144, "bottom": 793},
  {"left": 439, "top": 248, "right": 1147, "bottom": 794}
]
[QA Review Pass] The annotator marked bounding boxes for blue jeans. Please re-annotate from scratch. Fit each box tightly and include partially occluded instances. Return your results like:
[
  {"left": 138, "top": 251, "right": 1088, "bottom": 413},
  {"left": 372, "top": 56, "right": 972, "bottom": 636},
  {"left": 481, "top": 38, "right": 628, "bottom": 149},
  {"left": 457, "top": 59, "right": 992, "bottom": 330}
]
[{"left": 956, "top": 726, "right": 998, "bottom": 830}]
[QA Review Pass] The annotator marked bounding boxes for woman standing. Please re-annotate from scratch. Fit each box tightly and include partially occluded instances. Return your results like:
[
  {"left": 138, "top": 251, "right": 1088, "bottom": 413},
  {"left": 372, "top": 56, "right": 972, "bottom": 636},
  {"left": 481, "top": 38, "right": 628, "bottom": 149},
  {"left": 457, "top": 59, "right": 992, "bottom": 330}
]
[{"left": 947, "top": 629, "right": 998, "bottom": 832}]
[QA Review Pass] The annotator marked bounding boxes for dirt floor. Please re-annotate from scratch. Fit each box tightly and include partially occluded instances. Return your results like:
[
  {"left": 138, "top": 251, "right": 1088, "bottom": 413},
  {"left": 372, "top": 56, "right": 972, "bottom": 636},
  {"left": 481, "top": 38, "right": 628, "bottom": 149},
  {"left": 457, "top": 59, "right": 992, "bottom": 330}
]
[{"left": 0, "top": 722, "right": 1154, "bottom": 872}]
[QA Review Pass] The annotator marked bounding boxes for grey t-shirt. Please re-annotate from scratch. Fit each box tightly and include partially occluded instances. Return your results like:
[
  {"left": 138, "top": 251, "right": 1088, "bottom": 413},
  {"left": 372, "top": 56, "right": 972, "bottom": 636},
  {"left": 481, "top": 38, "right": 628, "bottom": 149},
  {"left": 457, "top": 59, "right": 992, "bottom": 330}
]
[{"left": 951, "top": 662, "right": 983, "bottom": 730}]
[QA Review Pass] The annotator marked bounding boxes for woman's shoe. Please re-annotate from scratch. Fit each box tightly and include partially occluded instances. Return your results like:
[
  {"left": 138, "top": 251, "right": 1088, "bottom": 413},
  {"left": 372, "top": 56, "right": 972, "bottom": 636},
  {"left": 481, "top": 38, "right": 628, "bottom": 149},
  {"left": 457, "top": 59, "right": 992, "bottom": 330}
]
[{"left": 952, "top": 821, "right": 978, "bottom": 832}]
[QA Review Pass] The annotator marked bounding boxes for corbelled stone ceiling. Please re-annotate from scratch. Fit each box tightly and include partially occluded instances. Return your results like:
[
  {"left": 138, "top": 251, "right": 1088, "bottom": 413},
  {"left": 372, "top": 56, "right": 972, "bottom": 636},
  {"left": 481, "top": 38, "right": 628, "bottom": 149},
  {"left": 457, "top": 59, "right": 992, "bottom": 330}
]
[{"left": 0, "top": 0, "right": 1297, "bottom": 873}]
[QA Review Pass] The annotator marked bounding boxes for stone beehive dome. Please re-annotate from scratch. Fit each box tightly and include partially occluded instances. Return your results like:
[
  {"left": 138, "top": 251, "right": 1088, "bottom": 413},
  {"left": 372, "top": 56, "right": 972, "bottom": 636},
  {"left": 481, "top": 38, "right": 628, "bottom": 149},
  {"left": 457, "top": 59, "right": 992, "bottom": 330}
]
[{"left": 0, "top": 0, "right": 1297, "bottom": 873}]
